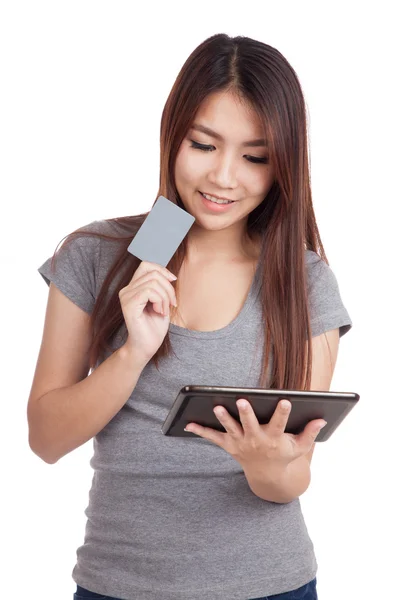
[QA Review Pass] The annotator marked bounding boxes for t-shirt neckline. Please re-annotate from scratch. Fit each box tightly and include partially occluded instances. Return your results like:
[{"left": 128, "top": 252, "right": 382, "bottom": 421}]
[{"left": 168, "top": 258, "right": 262, "bottom": 339}]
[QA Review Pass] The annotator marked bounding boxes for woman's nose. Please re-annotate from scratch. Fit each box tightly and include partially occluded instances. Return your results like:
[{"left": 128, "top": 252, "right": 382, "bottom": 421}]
[{"left": 209, "top": 153, "right": 238, "bottom": 189}]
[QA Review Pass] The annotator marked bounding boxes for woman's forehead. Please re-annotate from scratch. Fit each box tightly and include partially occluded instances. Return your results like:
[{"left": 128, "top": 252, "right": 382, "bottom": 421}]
[{"left": 193, "top": 91, "right": 266, "bottom": 143}]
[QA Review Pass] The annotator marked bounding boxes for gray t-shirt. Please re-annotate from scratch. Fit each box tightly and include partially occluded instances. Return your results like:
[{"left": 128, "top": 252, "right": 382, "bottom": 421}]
[{"left": 38, "top": 219, "right": 352, "bottom": 600}]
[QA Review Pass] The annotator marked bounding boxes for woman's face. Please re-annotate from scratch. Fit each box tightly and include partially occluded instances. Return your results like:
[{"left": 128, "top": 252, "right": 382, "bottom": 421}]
[{"left": 174, "top": 89, "right": 275, "bottom": 235}]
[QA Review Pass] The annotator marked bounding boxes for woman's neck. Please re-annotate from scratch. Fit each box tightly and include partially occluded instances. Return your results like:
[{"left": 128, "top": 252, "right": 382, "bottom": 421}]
[{"left": 185, "top": 226, "right": 261, "bottom": 264}]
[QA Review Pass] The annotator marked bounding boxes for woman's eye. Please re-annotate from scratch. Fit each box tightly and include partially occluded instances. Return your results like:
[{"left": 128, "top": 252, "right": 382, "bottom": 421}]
[
  {"left": 246, "top": 155, "right": 269, "bottom": 164},
  {"left": 190, "top": 140, "right": 214, "bottom": 152},
  {"left": 189, "top": 140, "right": 268, "bottom": 164}
]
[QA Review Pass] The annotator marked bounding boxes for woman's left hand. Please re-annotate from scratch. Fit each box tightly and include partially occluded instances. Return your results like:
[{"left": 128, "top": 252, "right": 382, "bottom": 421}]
[{"left": 184, "top": 398, "right": 327, "bottom": 472}]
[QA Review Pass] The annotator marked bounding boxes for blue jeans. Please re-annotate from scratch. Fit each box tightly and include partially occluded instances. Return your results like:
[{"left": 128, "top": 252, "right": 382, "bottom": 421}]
[{"left": 74, "top": 577, "right": 317, "bottom": 599}]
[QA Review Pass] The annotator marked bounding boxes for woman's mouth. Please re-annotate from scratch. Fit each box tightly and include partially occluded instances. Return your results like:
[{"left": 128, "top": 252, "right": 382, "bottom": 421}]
[{"left": 199, "top": 191, "right": 236, "bottom": 212}]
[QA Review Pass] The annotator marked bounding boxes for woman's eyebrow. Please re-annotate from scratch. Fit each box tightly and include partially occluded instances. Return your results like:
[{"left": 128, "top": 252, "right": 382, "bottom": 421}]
[{"left": 190, "top": 123, "right": 268, "bottom": 147}]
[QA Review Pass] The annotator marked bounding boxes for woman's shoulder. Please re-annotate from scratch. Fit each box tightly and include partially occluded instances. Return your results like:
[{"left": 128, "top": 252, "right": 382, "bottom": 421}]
[
  {"left": 304, "top": 248, "right": 324, "bottom": 265},
  {"left": 69, "top": 217, "right": 138, "bottom": 259},
  {"left": 75, "top": 217, "right": 130, "bottom": 237},
  {"left": 304, "top": 248, "right": 337, "bottom": 292},
  {"left": 303, "top": 250, "right": 352, "bottom": 338},
  {"left": 304, "top": 248, "right": 330, "bottom": 275}
]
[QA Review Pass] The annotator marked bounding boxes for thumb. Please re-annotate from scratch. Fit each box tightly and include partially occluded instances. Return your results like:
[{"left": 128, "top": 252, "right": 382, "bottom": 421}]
[{"left": 301, "top": 419, "right": 328, "bottom": 447}]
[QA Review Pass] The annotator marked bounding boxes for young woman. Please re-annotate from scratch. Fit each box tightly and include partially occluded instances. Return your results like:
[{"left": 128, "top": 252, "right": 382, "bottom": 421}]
[{"left": 28, "top": 33, "right": 352, "bottom": 600}]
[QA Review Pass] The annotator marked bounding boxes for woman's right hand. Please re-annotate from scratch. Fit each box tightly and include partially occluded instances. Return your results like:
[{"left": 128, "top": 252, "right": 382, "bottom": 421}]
[{"left": 118, "top": 261, "right": 178, "bottom": 363}]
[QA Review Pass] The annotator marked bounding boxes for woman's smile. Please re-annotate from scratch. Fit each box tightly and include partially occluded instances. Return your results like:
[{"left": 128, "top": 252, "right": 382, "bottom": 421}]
[{"left": 199, "top": 191, "right": 237, "bottom": 212}]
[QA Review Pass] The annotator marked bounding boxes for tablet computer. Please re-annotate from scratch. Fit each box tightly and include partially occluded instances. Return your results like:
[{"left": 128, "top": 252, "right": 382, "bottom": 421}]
[{"left": 161, "top": 386, "right": 359, "bottom": 442}]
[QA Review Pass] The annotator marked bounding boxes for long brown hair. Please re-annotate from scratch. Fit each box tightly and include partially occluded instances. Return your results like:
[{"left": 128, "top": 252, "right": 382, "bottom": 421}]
[{"left": 49, "top": 33, "right": 328, "bottom": 389}]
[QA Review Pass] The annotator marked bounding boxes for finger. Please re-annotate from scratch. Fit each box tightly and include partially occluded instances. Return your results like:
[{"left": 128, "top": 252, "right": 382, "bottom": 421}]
[
  {"left": 184, "top": 422, "right": 226, "bottom": 447},
  {"left": 213, "top": 405, "right": 243, "bottom": 437},
  {"left": 133, "top": 271, "right": 178, "bottom": 309},
  {"left": 236, "top": 399, "right": 261, "bottom": 436},
  {"left": 136, "top": 261, "right": 177, "bottom": 282},
  {"left": 124, "top": 287, "right": 165, "bottom": 317},
  {"left": 153, "top": 300, "right": 164, "bottom": 316},
  {"left": 267, "top": 399, "right": 292, "bottom": 437},
  {"left": 296, "top": 419, "right": 327, "bottom": 451},
  {"left": 133, "top": 280, "right": 171, "bottom": 316},
  {"left": 144, "top": 290, "right": 165, "bottom": 316}
]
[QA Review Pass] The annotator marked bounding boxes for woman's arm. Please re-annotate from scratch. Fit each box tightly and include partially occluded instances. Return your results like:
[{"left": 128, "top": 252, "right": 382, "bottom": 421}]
[{"left": 243, "top": 328, "right": 340, "bottom": 503}]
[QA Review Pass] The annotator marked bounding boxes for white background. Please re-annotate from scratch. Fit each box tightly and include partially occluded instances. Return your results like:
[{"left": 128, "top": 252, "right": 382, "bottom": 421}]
[{"left": 1, "top": 1, "right": 399, "bottom": 599}]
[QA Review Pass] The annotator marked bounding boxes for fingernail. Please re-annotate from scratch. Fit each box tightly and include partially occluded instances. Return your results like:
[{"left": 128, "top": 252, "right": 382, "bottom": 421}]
[
  {"left": 319, "top": 421, "right": 328, "bottom": 430},
  {"left": 281, "top": 400, "right": 291, "bottom": 410}
]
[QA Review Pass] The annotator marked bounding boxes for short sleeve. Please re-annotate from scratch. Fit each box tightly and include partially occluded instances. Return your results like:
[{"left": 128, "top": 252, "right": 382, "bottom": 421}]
[
  {"left": 37, "top": 221, "right": 101, "bottom": 315},
  {"left": 306, "top": 250, "right": 353, "bottom": 339}
]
